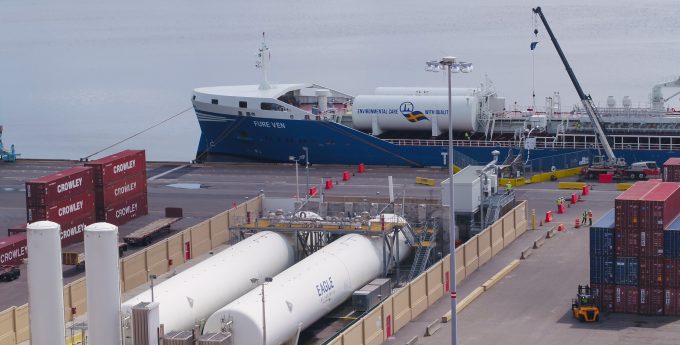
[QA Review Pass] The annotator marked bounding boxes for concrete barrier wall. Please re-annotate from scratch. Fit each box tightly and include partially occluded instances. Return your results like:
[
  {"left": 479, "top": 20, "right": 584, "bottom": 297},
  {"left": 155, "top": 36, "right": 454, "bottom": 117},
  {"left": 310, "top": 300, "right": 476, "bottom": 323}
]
[
  {"left": 0, "top": 195, "right": 263, "bottom": 345},
  {"left": 331, "top": 201, "right": 528, "bottom": 345}
]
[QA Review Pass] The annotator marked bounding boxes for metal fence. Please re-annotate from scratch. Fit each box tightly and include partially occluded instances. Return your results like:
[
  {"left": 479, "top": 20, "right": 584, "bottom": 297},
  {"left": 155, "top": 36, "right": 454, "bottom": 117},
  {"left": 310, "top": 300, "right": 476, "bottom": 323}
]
[{"left": 524, "top": 150, "right": 590, "bottom": 175}]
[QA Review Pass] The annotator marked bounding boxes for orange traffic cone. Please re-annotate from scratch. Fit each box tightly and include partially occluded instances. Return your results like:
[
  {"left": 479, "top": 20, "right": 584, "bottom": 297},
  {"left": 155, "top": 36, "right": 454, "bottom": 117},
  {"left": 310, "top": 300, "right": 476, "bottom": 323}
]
[{"left": 575, "top": 218, "right": 581, "bottom": 229}]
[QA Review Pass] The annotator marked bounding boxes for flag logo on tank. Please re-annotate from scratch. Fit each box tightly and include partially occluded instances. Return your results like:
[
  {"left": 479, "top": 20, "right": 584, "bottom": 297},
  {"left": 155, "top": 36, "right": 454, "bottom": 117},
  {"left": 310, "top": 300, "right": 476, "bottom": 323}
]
[{"left": 399, "top": 102, "right": 429, "bottom": 123}]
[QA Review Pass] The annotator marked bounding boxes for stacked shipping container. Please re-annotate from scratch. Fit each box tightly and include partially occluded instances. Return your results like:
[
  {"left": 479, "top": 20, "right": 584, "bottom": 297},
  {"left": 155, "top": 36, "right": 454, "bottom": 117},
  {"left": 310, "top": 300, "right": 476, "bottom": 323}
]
[
  {"left": 24, "top": 166, "right": 96, "bottom": 247},
  {"left": 591, "top": 179, "right": 680, "bottom": 316},
  {"left": 662, "top": 158, "right": 680, "bottom": 182},
  {"left": 85, "top": 150, "right": 148, "bottom": 226}
]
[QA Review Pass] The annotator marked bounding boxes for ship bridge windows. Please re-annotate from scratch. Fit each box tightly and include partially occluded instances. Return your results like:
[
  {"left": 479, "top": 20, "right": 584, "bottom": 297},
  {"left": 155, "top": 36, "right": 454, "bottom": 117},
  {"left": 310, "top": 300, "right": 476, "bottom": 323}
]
[
  {"left": 211, "top": 99, "right": 218, "bottom": 105},
  {"left": 261, "top": 102, "right": 287, "bottom": 111},
  {"left": 278, "top": 91, "right": 300, "bottom": 107},
  {"left": 239, "top": 101, "right": 248, "bottom": 108}
]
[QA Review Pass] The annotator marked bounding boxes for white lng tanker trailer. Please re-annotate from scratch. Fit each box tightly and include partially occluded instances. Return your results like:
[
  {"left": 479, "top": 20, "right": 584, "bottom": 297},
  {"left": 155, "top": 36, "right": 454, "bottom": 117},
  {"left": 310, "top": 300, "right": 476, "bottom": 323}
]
[
  {"left": 352, "top": 95, "right": 479, "bottom": 136},
  {"left": 121, "top": 231, "right": 295, "bottom": 334},
  {"left": 202, "top": 233, "right": 411, "bottom": 345},
  {"left": 374, "top": 86, "right": 479, "bottom": 96}
]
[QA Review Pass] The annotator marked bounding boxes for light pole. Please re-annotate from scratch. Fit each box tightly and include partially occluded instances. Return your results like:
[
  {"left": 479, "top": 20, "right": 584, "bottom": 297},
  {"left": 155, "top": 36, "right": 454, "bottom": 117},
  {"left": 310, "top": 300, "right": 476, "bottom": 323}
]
[
  {"left": 251, "top": 277, "right": 273, "bottom": 345},
  {"left": 289, "top": 155, "right": 304, "bottom": 201},
  {"left": 149, "top": 274, "right": 157, "bottom": 302},
  {"left": 426, "top": 56, "right": 473, "bottom": 345},
  {"left": 302, "top": 146, "right": 309, "bottom": 198}
]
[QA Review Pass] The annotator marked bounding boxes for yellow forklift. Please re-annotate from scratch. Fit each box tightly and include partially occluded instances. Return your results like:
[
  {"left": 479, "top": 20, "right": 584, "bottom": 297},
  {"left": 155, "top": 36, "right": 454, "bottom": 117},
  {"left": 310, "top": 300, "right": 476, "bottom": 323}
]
[{"left": 572, "top": 285, "right": 600, "bottom": 322}]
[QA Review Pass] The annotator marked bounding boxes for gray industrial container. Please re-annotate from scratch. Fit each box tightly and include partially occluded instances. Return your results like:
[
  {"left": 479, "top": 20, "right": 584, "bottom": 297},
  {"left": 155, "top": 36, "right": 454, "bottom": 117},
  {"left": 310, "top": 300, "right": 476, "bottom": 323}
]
[
  {"left": 199, "top": 332, "right": 232, "bottom": 345},
  {"left": 369, "top": 278, "right": 392, "bottom": 301},
  {"left": 163, "top": 330, "right": 194, "bottom": 345},
  {"left": 353, "top": 284, "right": 382, "bottom": 312}
]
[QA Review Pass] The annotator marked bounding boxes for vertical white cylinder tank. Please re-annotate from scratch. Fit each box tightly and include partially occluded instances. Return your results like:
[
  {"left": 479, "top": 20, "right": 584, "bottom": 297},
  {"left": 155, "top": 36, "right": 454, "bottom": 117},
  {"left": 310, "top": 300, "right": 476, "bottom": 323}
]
[
  {"left": 121, "top": 231, "right": 295, "bottom": 332},
  {"left": 203, "top": 233, "right": 410, "bottom": 345},
  {"left": 85, "top": 223, "right": 122, "bottom": 345},
  {"left": 27, "top": 221, "right": 65, "bottom": 345}
]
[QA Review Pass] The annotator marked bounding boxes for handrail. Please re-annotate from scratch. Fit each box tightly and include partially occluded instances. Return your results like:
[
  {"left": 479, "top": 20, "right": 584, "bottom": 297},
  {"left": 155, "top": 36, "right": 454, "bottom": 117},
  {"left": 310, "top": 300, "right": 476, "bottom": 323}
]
[{"left": 384, "top": 138, "right": 680, "bottom": 151}]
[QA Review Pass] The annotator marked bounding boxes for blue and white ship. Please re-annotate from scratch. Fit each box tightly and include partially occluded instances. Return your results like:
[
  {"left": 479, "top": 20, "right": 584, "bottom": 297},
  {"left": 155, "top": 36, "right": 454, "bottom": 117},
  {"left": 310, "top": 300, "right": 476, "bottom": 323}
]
[{"left": 192, "top": 39, "right": 680, "bottom": 170}]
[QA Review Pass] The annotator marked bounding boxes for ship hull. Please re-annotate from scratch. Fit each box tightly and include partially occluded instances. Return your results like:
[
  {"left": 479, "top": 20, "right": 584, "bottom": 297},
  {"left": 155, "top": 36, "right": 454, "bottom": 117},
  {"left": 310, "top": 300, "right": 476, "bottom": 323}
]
[{"left": 195, "top": 110, "right": 677, "bottom": 168}]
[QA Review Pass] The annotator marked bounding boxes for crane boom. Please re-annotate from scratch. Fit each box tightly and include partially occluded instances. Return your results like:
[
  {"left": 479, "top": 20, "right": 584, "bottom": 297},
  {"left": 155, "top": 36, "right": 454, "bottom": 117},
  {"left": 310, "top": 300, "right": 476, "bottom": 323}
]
[{"left": 532, "top": 6, "right": 618, "bottom": 165}]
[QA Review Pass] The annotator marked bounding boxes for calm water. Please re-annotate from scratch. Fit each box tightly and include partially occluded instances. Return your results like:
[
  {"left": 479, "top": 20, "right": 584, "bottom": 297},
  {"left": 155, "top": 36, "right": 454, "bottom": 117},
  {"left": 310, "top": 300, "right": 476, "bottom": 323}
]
[{"left": 1, "top": 0, "right": 678, "bottom": 161}]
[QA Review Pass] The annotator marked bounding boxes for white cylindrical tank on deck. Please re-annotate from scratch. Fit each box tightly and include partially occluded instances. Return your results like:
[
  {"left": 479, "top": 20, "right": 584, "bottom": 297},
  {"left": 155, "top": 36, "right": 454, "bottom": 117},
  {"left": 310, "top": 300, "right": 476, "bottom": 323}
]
[
  {"left": 607, "top": 96, "right": 616, "bottom": 108},
  {"left": 27, "top": 221, "right": 65, "bottom": 345},
  {"left": 316, "top": 89, "right": 331, "bottom": 113},
  {"left": 121, "top": 231, "right": 295, "bottom": 332},
  {"left": 622, "top": 96, "right": 632, "bottom": 108},
  {"left": 85, "top": 223, "right": 122, "bottom": 345},
  {"left": 375, "top": 86, "right": 478, "bottom": 96},
  {"left": 352, "top": 95, "right": 478, "bottom": 133},
  {"left": 203, "top": 233, "right": 410, "bottom": 345}
]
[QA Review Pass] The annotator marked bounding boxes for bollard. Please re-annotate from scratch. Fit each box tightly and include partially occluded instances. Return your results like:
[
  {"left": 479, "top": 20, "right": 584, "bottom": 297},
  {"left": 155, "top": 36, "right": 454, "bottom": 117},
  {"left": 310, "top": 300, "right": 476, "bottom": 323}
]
[
  {"left": 325, "top": 179, "right": 333, "bottom": 190},
  {"left": 358, "top": 163, "right": 366, "bottom": 173},
  {"left": 571, "top": 193, "right": 578, "bottom": 204},
  {"left": 342, "top": 171, "right": 350, "bottom": 181},
  {"left": 309, "top": 186, "right": 317, "bottom": 196},
  {"left": 532, "top": 209, "right": 536, "bottom": 230},
  {"left": 582, "top": 185, "right": 589, "bottom": 196},
  {"left": 557, "top": 204, "right": 565, "bottom": 214},
  {"left": 545, "top": 211, "right": 553, "bottom": 223},
  {"left": 575, "top": 218, "right": 580, "bottom": 228}
]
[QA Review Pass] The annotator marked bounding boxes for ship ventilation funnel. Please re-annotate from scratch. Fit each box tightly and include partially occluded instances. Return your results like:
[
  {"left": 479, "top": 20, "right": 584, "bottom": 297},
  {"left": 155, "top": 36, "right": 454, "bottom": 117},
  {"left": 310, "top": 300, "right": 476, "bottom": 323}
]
[
  {"left": 316, "top": 89, "right": 331, "bottom": 113},
  {"left": 27, "top": 221, "right": 65, "bottom": 345}
]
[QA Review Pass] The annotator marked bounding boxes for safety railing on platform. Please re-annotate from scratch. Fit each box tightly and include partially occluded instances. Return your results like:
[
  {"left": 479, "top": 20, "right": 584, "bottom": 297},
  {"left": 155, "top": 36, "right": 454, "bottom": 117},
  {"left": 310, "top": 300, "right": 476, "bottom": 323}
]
[
  {"left": 324, "top": 201, "right": 528, "bottom": 345},
  {"left": 0, "top": 195, "right": 264, "bottom": 345}
]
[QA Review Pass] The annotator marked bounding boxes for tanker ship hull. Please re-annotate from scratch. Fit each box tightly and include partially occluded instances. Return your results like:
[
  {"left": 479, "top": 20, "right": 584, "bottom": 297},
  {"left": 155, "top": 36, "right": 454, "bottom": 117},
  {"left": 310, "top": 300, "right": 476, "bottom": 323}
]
[{"left": 195, "top": 110, "right": 675, "bottom": 168}]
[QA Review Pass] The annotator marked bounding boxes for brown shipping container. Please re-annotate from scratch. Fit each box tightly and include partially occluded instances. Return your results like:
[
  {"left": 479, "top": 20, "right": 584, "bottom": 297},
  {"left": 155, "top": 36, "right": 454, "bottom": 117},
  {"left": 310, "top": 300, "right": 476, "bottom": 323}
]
[
  {"left": 639, "top": 257, "right": 664, "bottom": 288},
  {"left": 665, "top": 258, "right": 680, "bottom": 288},
  {"left": 591, "top": 284, "right": 614, "bottom": 312},
  {"left": 640, "top": 182, "right": 680, "bottom": 230},
  {"left": 60, "top": 214, "right": 96, "bottom": 248},
  {"left": 97, "top": 193, "right": 148, "bottom": 226},
  {"left": 26, "top": 192, "right": 95, "bottom": 225},
  {"left": 639, "top": 286, "right": 664, "bottom": 316},
  {"left": 25, "top": 166, "right": 94, "bottom": 207},
  {"left": 0, "top": 234, "right": 27, "bottom": 265},
  {"left": 664, "top": 288, "right": 680, "bottom": 316},
  {"left": 86, "top": 150, "right": 146, "bottom": 186},
  {"left": 615, "top": 228, "right": 640, "bottom": 257},
  {"left": 614, "top": 285, "right": 640, "bottom": 313},
  {"left": 615, "top": 181, "right": 658, "bottom": 228},
  {"left": 95, "top": 171, "right": 147, "bottom": 208},
  {"left": 639, "top": 230, "right": 664, "bottom": 257},
  {"left": 663, "top": 158, "right": 680, "bottom": 182}
]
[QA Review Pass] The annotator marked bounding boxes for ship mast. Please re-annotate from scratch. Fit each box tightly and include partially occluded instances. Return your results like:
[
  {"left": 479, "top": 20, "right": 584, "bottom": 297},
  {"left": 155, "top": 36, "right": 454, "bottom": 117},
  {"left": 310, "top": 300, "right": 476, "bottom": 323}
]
[{"left": 256, "top": 32, "right": 272, "bottom": 90}]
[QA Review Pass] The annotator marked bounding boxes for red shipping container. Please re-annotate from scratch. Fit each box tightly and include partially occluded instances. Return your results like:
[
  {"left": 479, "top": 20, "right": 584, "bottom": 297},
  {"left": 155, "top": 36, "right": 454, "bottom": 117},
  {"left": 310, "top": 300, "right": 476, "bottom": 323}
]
[
  {"left": 640, "top": 182, "right": 680, "bottom": 230},
  {"left": 26, "top": 192, "right": 95, "bottom": 225},
  {"left": 663, "top": 158, "right": 680, "bottom": 182},
  {"left": 591, "top": 284, "right": 615, "bottom": 312},
  {"left": 25, "top": 166, "right": 94, "bottom": 207},
  {"left": 615, "top": 181, "right": 659, "bottom": 228},
  {"left": 0, "top": 234, "right": 27, "bottom": 265},
  {"left": 95, "top": 171, "right": 147, "bottom": 208},
  {"left": 615, "top": 227, "right": 640, "bottom": 257},
  {"left": 664, "top": 288, "right": 680, "bottom": 316},
  {"left": 59, "top": 214, "right": 96, "bottom": 248},
  {"left": 640, "top": 286, "right": 664, "bottom": 315},
  {"left": 665, "top": 258, "right": 680, "bottom": 288},
  {"left": 85, "top": 150, "right": 146, "bottom": 186},
  {"left": 614, "top": 285, "right": 640, "bottom": 314},
  {"left": 97, "top": 193, "right": 148, "bottom": 226},
  {"left": 639, "top": 257, "right": 664, "bottom": 287},
  {"left": 639, "top": 230, "right": 664, "bottom": 257}
]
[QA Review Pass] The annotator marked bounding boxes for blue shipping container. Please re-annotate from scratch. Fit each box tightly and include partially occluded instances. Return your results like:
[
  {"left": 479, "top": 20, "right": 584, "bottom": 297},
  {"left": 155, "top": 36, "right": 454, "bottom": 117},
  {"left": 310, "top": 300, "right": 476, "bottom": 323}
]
[
  {"left": 590, "top": 228, "right": 615, "bottom": 257},
  {"left": 665, "top": 216, "right": 680, "bottom": 258},
  {"left": 590, "top": 256, "right": 615, "bottom": 284},
  {"left": 615, "top": 257, "right": 639, "bottom": 286}
]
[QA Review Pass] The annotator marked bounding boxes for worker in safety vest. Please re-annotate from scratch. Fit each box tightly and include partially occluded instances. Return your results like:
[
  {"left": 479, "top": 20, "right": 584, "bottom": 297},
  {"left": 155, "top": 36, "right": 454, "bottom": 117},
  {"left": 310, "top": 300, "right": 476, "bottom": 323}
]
[
  {"left": 588, "top": 210, "right": 593, "bottom": 226},
  {"left": 465, "top": 132, "right": 471, "bottom": 140},
  {"left": 582, "top": 210, "right": 588, "bottom": 225},
  {"left": 556, "top": 198, "right": 561, "bottom": 207},
  {"left": 506, "top": 182, "right": 513, "bottom": 194}
]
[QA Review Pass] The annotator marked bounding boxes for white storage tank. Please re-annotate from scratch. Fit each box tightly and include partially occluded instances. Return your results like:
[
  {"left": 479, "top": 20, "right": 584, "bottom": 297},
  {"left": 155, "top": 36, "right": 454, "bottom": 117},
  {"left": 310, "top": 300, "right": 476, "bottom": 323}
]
[
  {"left": 27, "top": 221, "right": 65, "bottom": 345},
  {"left": 85, "top": 223, "right": 122, "bottom": 345},
  {"left": 203, "top": 233, "right": 410, "bottom": 345},
  {"left": 121, "top": 231, "right": 295, "bottom": 333},
  {"left": 374, "top": 86, "right": 479, "bottom": 96},
  {"left": 352, "top": 95, "right": 478, "bottom": 134}
]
